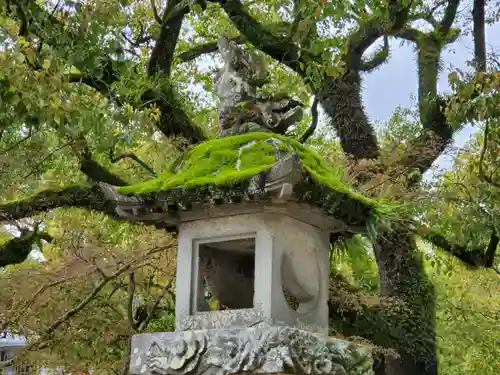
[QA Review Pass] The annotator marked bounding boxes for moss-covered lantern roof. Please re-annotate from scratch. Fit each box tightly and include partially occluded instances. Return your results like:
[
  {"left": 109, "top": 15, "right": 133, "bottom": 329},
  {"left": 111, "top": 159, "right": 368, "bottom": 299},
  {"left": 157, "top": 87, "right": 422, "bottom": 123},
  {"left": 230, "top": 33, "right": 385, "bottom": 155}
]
[{"left": 99, "top": 132, "right": 389, "bottom": 234}]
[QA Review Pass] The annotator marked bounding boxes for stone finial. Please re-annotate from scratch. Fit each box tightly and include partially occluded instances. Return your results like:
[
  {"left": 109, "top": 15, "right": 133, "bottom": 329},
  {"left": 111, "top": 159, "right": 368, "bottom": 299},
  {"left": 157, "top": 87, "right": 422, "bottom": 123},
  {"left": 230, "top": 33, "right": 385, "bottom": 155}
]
[{"left": 215, "top": 37, "right": 304, "bottom": 136}]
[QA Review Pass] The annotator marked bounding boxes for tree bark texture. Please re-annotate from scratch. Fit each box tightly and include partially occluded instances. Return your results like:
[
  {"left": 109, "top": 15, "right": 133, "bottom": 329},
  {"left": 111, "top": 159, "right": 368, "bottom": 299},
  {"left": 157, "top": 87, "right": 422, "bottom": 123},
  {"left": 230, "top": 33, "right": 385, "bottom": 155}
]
[{"left": 373, "top": 228, "right": 437, "bottom": 375}]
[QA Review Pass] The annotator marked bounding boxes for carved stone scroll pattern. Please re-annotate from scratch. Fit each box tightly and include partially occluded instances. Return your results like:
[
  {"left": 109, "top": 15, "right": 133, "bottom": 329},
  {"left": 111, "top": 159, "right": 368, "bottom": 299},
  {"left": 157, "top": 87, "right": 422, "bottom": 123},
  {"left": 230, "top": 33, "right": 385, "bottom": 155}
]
[{"left": 135, "top": 326, "right": 373, "bottom": 375}]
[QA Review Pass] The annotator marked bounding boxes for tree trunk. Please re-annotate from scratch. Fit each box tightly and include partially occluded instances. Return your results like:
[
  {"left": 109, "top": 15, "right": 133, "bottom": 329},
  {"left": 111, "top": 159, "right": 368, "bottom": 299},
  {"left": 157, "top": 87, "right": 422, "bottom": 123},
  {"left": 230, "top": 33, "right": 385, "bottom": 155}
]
[
  {"left": 373, "top": 227, "right": 437, "bottom": 375},
  {"left": 319, "top": 66, "right": 439, "bottom": 375},
  {"left": 319, "top": 71, "right": 380, "bottom": 161}
]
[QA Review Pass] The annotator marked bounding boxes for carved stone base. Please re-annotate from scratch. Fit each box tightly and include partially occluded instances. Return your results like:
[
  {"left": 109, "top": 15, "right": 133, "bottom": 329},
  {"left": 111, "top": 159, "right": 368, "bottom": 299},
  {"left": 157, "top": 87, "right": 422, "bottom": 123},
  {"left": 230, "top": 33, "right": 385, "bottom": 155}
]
[{"left": 130, "top": 325, "right": 373, "bottom": 375}]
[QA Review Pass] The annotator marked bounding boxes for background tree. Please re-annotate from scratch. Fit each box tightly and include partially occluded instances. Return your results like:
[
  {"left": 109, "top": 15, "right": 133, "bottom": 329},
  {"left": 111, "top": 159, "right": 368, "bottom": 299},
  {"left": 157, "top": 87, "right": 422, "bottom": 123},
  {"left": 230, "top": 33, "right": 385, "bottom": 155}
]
[{"left": 0, "top": 1, "right": 498, "bottom": 375}]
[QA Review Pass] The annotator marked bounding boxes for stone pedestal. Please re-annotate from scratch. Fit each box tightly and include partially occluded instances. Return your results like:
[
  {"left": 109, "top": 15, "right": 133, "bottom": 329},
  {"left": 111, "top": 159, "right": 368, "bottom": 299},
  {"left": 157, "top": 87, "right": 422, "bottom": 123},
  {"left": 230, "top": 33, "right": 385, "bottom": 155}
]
[{"left": 130, "top": 324, "right": 373, "bottom": 375}]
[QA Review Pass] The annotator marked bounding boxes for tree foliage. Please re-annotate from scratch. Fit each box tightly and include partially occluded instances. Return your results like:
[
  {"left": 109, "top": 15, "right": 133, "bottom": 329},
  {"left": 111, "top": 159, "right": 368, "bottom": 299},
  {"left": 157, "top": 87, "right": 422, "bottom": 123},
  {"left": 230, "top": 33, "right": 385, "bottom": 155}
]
[{"left": 0, "top": 1, "right": 499, "bottom": 375}]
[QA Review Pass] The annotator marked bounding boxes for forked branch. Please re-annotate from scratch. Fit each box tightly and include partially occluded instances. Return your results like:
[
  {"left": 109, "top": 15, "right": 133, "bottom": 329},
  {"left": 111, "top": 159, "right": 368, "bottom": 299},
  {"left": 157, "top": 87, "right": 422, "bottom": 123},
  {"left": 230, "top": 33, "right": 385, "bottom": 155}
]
[
  {"left": 360, "top": 36, "right": 390, "bottom": 72},
  {"left": 110, "top": 150, "right": 157, "bottom": 177},
  {"left": 151, "top": 0, "right": 163, "bottom": 25}
]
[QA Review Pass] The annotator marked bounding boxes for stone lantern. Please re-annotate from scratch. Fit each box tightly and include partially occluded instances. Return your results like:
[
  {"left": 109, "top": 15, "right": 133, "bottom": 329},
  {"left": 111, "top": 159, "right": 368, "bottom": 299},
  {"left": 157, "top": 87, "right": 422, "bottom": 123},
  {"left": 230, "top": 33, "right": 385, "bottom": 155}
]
[
  {"left": 99, "top": 133, "right": 378, "bottom": 375},
  {"left": 98, "top": 37, "right": 380, "bottom": 375}
]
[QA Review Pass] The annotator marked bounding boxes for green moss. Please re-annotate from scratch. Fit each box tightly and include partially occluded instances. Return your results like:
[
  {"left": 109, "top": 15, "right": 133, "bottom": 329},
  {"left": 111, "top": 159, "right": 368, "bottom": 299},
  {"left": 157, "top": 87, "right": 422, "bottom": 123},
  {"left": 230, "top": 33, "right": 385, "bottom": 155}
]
[{"left": 116, "top": 132, "right": 392, "bottom": 222}]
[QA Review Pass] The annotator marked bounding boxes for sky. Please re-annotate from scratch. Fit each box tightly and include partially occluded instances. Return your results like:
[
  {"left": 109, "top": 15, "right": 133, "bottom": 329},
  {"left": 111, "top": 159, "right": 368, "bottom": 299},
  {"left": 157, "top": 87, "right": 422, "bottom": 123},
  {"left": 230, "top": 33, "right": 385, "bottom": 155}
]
[{"left": 361, "top": 22, "right": 500, "bottom": 180}]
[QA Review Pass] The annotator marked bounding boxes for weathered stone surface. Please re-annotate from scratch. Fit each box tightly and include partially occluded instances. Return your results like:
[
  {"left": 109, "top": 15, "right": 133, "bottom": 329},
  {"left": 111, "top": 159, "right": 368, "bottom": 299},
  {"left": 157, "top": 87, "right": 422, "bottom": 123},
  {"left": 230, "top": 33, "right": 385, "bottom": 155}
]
[
  {"left": 174, "top": 211, "right": 330, "bottom": 333},
  {"left": 130, "top": 325, "right": 373, "bottom": 375},
  {"left": 215, "top": 36, "right": 304, "bottom": 136}
]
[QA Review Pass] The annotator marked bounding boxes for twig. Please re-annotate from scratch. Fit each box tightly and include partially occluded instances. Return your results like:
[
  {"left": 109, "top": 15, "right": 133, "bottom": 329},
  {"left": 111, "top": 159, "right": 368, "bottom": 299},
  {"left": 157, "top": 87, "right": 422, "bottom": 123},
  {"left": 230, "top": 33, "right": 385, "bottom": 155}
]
[
  {"left": 409, "top": 0, "right": 447, "bottom": 26},
  {"left": 0, "top": 276, "right": 76, "bottom": 332},
  {"left": 127, "top": 271, "right": 139, "bottom": 331},
  {"left": 110, "top": 150, "right": 157, "bottom": 177},
  {"left": 121, "top": 24, "right": 152, "bottom": 47},
  {"left": 107, "top": 282, "right": 125, "bottom": 300},
  {"left": 299, "top": 96, "right": 320, "bottom": 143},
  {"left": 0, "top": 127, "right": 34, "bottom": 156},
  {"left": 23, "top": 140, "right": 75, "bottom": 179},
  {"left": 50, "top": 0, "right": 63, "bottom": 16},
  {"left": 150, "top": 0, "right": 163, "bottom": 25},
  {"left": 137, "top": 281, "right": 172, "bottom": 332},
  {"left": 0, "top": 244, "right": 173, "bottom": 367}
]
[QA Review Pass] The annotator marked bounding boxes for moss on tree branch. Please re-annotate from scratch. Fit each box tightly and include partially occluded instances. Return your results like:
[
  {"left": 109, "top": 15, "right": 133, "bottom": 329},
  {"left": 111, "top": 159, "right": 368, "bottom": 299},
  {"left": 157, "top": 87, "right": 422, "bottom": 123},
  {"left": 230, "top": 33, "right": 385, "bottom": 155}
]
[
  {"left": 419, "top": 227, "right": 499, "bottom": 268},
  {"left": 0, "top": 185, "right": 120, "bottom": 222},
  {"left": 388, "top": 21, "right": 460, "bottom": 176}
]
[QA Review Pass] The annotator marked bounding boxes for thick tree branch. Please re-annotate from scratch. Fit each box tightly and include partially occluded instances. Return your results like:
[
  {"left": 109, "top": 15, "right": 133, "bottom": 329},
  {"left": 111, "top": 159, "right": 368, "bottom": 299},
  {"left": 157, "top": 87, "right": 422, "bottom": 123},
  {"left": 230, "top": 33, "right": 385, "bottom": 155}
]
[
  {"left": 141, "top": 87, "right": 206, "bottom": 145},
  {"left": 146, "top": 0, "right": 207, "bottom": 144},
  {"left": 395, "top": 27, "right": 423, "bottom": 42},
  {"left": 150, "top": 0, "right": 163, "bottom": 25},
  {"left": 292, "top": 0, "right": 301, "bottom": 25},
  {"left": 299, "top": 96, "right": 320, "bottom": 143},
  {"left": 0, "top": 185, "right": 120, "bottom": 222},
  {"left": 390, "top": 12, "right": 460, "bottom": 176},
  {"left": 211, "top": 0, "right": 305, "bottom": 74},
  {"left": 345, "top": 0, "right": 412, "bottom": 69},
  {"left": 0, "top": 228, "right": 51, "bottom": 268},
  {"left": 416, "top": 224, "right": 498, "bottom": 268},
  {"left": 438, "top": 0, "right": 460, "bottom": 33},
  {"left": 80, "top": 156, "right": 128, "bottom": 186},
  {"left": 484, "top": 231, "right": 499, "bottom": 268},
  {"left": 317, "top": 2, "right": 411, "bottom": 161},
  {"left": 148, "top": 0, "right": 188, "bottom": 77},
  {"left": 472, "top": 0, "right": 486, "bottom": 72},
  {"left": 360, "top": 36, "right": 390, "bottom": 72},
  {"left": 176, "top": 35, "right": 246, "bottom": 62}
]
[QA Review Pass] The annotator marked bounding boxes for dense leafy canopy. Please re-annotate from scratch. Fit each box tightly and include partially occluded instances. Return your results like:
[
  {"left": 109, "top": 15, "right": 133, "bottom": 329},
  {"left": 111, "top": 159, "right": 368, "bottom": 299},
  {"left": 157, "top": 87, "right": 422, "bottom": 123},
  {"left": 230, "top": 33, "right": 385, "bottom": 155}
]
[{"left": 0, "top": 1, "right": 499, "bottom": 375}]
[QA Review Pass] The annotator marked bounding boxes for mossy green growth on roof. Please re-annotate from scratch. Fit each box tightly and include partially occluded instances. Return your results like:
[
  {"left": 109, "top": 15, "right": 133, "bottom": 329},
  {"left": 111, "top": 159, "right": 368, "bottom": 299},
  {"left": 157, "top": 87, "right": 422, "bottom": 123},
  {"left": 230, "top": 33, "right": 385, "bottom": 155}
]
[{"left": 116, "top": 132, "right": 386, "bottom": 216}]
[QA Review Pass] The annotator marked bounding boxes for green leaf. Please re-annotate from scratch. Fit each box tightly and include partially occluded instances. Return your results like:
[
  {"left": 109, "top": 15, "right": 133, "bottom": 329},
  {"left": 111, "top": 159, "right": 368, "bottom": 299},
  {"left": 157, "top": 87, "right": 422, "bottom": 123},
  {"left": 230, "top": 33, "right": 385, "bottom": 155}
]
[
  {"left": 43, "top": 58, "right": 51, "bottom": 71},
  {"left": 325, "top": 66, "right": 339, "bottom": 77}
]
